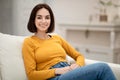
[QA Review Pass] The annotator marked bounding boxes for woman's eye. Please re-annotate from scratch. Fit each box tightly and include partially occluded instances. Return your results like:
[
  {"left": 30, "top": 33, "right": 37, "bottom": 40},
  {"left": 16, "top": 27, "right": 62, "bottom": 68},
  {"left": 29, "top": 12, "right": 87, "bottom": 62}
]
[
  {"left": 46, "top": 16, "right": 50, "bottom": 19},
  {"left": 37, "top": 17, "right": 42, "bottom": 19},
  {"left": 36, "top": 15, "right": 50, "bottom": 20}
]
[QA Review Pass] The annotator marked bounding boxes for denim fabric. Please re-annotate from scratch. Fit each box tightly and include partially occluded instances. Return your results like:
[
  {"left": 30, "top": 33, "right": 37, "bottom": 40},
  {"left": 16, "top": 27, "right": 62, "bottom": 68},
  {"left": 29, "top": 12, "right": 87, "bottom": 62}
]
[
  {"left": 50, "top": 62, "right": 70, "bottom": 69},
  {"left": 48, "top": 62, "right": 116, "bottom": 80},
  {"left": 49, "top": 62, "right": 70, "bottom": 76}
]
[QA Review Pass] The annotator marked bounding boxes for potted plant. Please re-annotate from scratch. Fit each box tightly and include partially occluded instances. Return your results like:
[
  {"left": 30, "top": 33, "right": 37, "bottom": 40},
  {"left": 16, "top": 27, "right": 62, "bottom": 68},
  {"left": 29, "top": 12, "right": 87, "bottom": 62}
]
[{"left": 98, "top": 0, "right": 120, "bottom": 22}]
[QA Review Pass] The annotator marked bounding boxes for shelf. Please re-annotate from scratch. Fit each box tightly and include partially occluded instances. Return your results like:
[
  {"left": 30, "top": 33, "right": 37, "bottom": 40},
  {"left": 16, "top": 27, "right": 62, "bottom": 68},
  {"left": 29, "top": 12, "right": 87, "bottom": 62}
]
[
  {"left": 72, "top": 43, "right": 119, "bottom": 52},
  {"left": 58, "top": 22, "right": 120, "bottom": 27},
  {"left": 58, "top": 23, "right": 120, "bottom": 63},
  {"left": 59, "top": 23, "right": 120, "bottom": 32}
]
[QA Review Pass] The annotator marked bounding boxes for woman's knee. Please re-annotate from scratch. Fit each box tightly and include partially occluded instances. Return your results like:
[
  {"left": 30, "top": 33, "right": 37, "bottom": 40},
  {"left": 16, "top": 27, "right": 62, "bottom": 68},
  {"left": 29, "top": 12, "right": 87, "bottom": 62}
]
[
  {"left": 98, "top": 63, "right": 109, "bottom": 68},
  {"left": 96, "top": 63, "right": 111, "bottom": 71}
]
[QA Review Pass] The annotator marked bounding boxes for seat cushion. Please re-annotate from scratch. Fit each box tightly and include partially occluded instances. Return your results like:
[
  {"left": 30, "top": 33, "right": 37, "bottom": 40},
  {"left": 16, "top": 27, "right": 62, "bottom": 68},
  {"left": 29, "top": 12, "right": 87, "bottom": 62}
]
[{"left": 0, "top": 33, "right": 27, "bottom": 80}]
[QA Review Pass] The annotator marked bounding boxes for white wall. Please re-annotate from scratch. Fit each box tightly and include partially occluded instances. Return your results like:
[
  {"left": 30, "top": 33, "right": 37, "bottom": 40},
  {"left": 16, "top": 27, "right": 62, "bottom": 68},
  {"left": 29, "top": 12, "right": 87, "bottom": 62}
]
[
  {"left": 0, "top": 0, "right": 14, "bottom": 35},
  {"left": 53, "top": 0, "right": 96, "bottom": 23}
]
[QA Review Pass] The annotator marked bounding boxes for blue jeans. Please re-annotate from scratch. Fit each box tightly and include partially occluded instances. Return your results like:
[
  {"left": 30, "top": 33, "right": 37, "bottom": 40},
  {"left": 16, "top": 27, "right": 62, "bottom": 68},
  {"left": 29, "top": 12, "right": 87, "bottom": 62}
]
[{"left": 48, "top": 62, "right": 116, "bottom": 80}]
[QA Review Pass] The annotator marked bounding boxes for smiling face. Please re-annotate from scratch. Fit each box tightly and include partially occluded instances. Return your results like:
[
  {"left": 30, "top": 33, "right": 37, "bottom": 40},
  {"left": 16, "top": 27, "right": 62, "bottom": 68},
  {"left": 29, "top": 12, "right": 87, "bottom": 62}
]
[{"left": 35, "top": 8, "right": 51, "bottom": 33}]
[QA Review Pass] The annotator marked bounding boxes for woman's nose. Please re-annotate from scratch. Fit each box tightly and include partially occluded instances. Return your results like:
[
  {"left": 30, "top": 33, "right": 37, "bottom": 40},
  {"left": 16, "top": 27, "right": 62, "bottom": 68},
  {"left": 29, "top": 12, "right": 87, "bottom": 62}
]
[{"left": 41, "top": 18, "right": 46, "bottom": 22}]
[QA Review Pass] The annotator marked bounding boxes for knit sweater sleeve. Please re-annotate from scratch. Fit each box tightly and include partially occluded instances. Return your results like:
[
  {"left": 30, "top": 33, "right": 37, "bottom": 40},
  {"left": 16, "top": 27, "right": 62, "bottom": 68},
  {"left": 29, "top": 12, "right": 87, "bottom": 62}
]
[
  {"left": 56, "top": 35, "right": 85, "bottom": 66},
  {"left": 22, "top": 38, "right": 55, "bottom": 80}
]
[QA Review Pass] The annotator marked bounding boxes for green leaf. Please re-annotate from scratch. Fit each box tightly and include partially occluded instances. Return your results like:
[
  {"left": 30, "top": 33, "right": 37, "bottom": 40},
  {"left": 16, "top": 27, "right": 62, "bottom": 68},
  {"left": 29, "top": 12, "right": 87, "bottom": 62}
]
[
  {"left": 99, "top": 0, "right": 105, "bottom": 5},
  {"left": 107, "top": 1, "right": 113, "bottom": 6}
]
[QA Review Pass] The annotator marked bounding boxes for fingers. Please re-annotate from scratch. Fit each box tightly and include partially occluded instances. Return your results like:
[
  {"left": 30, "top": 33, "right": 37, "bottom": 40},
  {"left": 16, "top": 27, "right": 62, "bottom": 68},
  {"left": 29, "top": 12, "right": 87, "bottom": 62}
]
[{"left": 70, "top": 63, "right": 79, "bottom": 70}]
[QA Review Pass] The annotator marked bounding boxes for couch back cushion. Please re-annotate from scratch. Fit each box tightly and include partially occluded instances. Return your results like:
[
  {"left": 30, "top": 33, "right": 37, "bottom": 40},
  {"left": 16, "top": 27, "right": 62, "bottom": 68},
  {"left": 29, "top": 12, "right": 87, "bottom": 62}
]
[{"left": 0, "top": 33, "right": 27, "bottom": 80}]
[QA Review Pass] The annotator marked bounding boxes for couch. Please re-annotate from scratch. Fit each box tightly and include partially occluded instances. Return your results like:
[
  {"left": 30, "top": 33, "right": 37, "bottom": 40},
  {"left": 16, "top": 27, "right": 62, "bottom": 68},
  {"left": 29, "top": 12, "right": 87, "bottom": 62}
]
[{"left": 0, "top": 32, "right": 120, "bottom": 80}]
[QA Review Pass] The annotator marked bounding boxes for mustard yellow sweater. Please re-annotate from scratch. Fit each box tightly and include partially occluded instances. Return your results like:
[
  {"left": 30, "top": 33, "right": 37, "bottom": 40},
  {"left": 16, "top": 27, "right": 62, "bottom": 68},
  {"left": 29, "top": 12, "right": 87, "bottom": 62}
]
[{"left": 22, "top": 34, "right": 85, "bottom": 80}]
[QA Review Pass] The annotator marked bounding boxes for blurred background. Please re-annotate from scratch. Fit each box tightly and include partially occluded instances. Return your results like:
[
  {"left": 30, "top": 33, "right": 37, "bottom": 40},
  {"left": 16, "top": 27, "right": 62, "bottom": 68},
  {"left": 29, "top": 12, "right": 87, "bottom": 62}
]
[{"left": 0, "top": 0, "right": 120, "bottom": 64}]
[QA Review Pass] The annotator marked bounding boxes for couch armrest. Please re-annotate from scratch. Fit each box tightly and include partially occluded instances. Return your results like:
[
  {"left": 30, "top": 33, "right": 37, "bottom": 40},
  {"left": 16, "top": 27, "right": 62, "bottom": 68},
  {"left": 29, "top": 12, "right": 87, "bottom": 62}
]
[{"left": 67, "top": 56, "right": 120, "bottom": 80}]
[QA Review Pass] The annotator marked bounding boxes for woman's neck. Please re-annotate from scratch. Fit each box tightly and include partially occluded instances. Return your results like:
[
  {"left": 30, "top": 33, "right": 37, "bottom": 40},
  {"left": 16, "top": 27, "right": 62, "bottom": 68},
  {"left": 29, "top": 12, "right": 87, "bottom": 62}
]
[{"left": 35, "top": 32, "right": 49, "bottom": 39}]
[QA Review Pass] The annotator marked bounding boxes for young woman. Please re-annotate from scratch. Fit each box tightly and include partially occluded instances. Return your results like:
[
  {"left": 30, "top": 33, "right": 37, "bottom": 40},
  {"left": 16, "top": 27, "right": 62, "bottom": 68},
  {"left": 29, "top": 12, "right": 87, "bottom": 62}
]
[{"left": 22, "top": 3, "right": 116, "bottom": 80}]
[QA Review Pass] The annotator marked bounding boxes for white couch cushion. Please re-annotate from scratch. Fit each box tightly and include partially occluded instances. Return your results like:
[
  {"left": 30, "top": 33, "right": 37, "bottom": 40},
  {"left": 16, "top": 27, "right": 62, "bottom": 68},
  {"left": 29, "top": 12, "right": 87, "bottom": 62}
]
[{"left": 0, "top": 33, "right": 27, "bottom": 80}]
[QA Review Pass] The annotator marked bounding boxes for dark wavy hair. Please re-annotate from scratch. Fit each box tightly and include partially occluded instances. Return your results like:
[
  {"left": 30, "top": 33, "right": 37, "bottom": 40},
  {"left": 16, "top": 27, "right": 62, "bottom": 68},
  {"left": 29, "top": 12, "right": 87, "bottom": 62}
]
[{"left": 27, "top": 3, "right": 55, "bottom": 33}]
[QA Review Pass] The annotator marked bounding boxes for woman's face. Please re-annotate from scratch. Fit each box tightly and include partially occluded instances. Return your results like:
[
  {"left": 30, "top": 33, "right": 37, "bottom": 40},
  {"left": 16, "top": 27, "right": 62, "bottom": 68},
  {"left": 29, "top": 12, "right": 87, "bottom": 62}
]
[{"left": 35, "top": 8, "right": 51, "bottom": 33}]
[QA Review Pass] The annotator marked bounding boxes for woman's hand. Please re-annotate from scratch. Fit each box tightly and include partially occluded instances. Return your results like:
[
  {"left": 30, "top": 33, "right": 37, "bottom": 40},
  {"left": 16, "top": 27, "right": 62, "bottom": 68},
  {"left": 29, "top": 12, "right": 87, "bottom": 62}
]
[
  {"left": 69, "top": 63, "right": 80, "bottom": 70},
  {"left": 55, "top": 63, "right": 80, "bottom": 75},
  {"left": 55, "top": 66, "right": 71, "bottom": 75}
]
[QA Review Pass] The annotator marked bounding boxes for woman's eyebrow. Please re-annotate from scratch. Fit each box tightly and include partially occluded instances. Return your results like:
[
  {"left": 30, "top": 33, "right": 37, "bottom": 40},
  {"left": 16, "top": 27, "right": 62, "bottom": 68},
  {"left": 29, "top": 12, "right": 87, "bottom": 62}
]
[
  {"left": 36, "top": 15, "right": 50, "bottom": 16},
  {"left": 36, "top": 15, "right": 41, "bottom": 16}
]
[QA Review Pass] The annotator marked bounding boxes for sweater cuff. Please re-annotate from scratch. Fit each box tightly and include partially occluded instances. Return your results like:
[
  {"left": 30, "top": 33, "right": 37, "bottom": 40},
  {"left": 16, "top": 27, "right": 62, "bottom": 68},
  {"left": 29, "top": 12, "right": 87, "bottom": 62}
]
[
  {"left": 76, "top": 61, "right": 85, "bottom": 67},
  {"left": 51, "top": 69, "right": 56, "bottom": 77}
]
